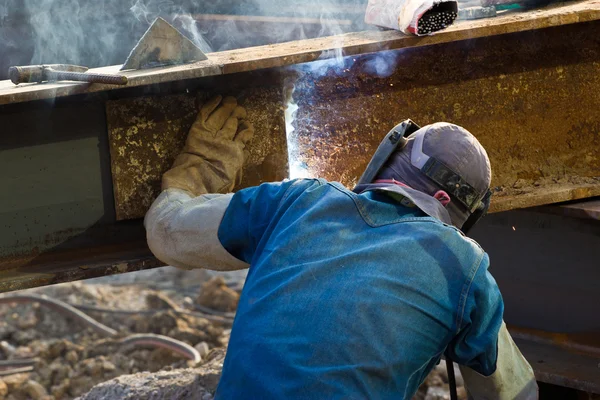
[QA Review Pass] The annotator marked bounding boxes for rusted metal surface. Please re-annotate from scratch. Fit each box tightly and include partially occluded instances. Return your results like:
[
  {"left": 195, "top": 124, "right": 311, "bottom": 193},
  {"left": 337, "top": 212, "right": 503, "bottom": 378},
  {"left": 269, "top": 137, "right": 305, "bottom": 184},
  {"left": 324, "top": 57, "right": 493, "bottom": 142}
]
[
  {"left": 514, "top": 335, "right": 600, "bottom": 394},
  {"left": 537, "top": 198, "right": 600, "bottom": 220},
  {"left": 471, "top": 207, "right": 600, "bottom": 393},
  {"left": 291, "top": 20, "right": 600, "bottom": 212},
  {"left": 107, "top": 88, "right": 288, "bottom": 220},
  {"left": 0, "top": 241, "right": 162, "bottom": 293},
  {"left": 0, "top": 1, "right": 599, "bottom": 106}
]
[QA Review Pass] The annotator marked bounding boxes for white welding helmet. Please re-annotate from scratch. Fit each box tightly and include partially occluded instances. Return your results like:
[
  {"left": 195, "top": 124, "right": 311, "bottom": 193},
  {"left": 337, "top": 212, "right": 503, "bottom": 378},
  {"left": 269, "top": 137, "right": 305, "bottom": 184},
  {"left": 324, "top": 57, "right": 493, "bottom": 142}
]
[{"left": 357, "top": 121, "right": 492, "bottom": 232}]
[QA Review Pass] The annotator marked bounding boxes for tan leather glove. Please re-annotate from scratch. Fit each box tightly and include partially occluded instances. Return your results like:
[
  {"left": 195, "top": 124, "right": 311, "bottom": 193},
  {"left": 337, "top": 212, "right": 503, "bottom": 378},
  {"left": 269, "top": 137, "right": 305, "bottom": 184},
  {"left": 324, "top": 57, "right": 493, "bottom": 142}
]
[{"left": 162, "top": 95, "right": 255, "bottom": 196}]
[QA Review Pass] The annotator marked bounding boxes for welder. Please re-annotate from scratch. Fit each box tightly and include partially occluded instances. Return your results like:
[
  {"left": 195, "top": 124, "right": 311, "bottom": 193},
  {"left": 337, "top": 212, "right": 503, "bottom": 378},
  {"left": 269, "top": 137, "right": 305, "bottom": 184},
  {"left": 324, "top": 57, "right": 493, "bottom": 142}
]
[{"left": 145, "top": 95, "right": 538, "bottom": 399}]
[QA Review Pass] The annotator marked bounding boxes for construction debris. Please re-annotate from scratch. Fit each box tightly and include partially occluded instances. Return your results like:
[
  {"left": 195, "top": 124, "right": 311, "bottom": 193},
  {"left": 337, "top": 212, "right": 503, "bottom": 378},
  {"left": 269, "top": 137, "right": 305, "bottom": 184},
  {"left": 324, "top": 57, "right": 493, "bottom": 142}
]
[{"left": 196, "top": 277, "right": 240, "bottom": 313}]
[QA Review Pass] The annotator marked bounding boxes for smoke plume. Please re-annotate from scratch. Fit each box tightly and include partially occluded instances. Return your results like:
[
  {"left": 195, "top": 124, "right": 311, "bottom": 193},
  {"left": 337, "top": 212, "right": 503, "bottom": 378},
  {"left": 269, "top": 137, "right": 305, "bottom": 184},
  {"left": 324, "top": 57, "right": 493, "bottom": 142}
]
[{"left": 0, "top": 0, "right": 380, "bottom": 80}]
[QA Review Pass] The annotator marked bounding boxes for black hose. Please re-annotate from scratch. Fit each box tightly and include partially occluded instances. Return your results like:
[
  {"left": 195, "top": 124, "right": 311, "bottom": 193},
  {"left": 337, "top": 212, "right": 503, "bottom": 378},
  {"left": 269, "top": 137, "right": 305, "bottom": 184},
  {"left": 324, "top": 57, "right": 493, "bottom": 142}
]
[{"left": 446, "top": 358, "right": 458, "bottom": 400}]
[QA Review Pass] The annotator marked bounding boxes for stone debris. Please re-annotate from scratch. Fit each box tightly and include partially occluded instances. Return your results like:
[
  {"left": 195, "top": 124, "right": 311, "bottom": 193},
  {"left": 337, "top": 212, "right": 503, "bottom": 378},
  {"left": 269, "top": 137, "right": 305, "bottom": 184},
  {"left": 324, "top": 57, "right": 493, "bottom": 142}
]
[
  {"left": 196, "top": 277, "right": 240, "bottom": 312},
  {"left": 23, "top": 379, "right": 49, "bottom": 399},
  {"left": 194, "top": 342, "right": 210, "bottom": 359},
  {"left": 76, "top": 349, "right": 226, "bottom": 400}
]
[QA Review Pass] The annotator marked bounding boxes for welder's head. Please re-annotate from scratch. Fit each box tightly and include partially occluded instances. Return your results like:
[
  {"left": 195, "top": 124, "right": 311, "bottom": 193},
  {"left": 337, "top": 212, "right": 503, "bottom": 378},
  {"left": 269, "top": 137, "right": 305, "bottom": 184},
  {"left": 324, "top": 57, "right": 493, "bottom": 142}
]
[{"left": 376, "top": 122, "right": 492, "bottom": 229}]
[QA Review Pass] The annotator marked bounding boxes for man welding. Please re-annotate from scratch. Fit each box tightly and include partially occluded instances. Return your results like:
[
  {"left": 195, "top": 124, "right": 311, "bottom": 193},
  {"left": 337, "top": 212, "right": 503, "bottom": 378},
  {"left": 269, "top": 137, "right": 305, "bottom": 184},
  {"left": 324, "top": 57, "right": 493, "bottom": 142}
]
[{"left": 145, "top": 95, "right": 538, "bottom": 399}]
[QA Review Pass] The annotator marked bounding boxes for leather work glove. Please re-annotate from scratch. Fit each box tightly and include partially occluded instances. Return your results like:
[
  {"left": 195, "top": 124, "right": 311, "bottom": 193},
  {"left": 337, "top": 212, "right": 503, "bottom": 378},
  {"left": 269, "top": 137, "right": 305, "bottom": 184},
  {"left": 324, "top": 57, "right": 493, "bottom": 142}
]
[{"left": 162, "top": 95, "right": 255, "bottom": 196}]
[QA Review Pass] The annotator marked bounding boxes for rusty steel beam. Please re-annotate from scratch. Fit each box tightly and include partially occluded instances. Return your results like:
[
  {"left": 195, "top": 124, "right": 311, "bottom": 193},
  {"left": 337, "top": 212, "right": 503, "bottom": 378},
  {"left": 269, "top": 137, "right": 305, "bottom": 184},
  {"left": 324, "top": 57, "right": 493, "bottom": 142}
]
[
  {"left": 290, "top": 20, "right": 600, "bottom": 213},
  {"left": 0, "top": 18, "right": 597, "bottom": 286},
  {"left": 513, "top": 332, "right": 600, "bottom": 394},
  {"left": 470, "top": 204, "right": 600, "bottom": 394},
  {"left": 537, "top": 198, "right": 600, "bottom": 220},
  {"left": 0, "top": 0, "right": 598, "bottom": 106}
]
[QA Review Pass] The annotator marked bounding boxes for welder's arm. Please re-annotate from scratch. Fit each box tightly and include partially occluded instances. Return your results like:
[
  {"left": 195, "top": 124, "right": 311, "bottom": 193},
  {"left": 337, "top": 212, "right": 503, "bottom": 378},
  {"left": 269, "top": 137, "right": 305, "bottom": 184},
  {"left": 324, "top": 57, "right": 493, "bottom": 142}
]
[
  {"left": 145, "top": 190, "right": 249, "bottom": 271},
  {"left": 144, "top": 94, "right": 254, "bottom": 271},
  {"left": 459, "top": 322, "right": 538, "bottom": 400},
  {"left": 448, "top": 254, "right": 538, "bottom": 400}
]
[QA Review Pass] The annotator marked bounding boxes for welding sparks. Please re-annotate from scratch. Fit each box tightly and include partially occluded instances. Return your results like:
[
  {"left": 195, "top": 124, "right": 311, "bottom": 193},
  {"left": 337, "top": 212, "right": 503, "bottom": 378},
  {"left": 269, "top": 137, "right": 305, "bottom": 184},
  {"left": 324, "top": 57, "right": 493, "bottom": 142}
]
[{"left": 285, "top": 85, "right": 311, "bottom": 179}]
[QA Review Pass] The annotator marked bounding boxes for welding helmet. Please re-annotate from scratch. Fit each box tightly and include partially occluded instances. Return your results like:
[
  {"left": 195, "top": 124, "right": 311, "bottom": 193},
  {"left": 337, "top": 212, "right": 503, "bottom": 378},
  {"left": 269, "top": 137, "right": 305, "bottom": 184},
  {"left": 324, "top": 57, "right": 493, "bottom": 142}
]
[{"left": 357, "top": 120, "right": 492, "bottom": 233}]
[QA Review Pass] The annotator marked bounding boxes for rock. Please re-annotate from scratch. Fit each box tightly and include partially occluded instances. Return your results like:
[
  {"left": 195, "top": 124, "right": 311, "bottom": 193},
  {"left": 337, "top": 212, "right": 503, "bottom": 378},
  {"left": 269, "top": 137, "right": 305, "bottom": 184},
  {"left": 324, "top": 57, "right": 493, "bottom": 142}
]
[
  {"left": 23, "top": 380, "right": 48, "bottom": 400},
  {"left": 45, "top": 340, "right": 67, "bottom": 359},
  {"left": 0, "top": 341, "right": 16, "bottom": 357},
  {"left": 50, "top": 379, "right": 70, "bottom": 400},
  {"left": 65, "top": 350, "right": 79, "bottom": 364},
  {"left": 168, "top": 325, "right": 210, "bottom": 346},
  {"left": 196, "top": 277, "right": 239, "bottom": 312},
  {"left": 78, "top": 348, "right": 227, "bottom": 399},
  {"left": 12, "top": 330, "right": 37, "bottom": 345},
  {"left": 136, "top": 312, "right": 179, "bottom": 335},
  {"left": 424, "top": 372, "right": 444, "bottom": 388},
  {"left": 102, "top": 361, "right": 116, "bottom": 372},
  {"left": 194, "top": 342, "right": 210, "bottom": 359},
  {"left": 0, "top": 379, "right": 8, "bottom": 398},
  {"left": 2, "top": 373, "right": 30, "bottom": 394},
  {"left": 182, "top": 297, "right": 194, "bottom": 310},
  {"left": 83, "top": 358, "right": 104, "bottom": 379},
  {"left": 68, "top": 375, "right": 94, "bottom": 398},
  {"left": 425, "top": 385, "right": 450, "bottom": 400},
  {"left": 145, "top": 291, "right": 180, "bottom": 311},
  {"left": 16, "top": 313, "right": 38, "bottom": 330},
  {"left": 12, "top": 346, "right": 34, "bottom": 360},
  {"left": 48, "top": 360, "right": 72, "bottom": 385}
]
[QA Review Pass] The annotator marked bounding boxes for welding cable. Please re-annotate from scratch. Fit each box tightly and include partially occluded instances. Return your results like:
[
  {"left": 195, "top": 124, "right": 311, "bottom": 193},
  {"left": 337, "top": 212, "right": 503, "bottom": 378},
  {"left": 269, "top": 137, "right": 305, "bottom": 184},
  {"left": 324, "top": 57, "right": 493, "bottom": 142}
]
[
  {"left": 446, "top": 359, "right": 458, "bottom": 400},
  {"left": 70, "top": 302, "right": 234, "bottom": 325},
  {"left": 0, "top": 294, "right": 117, "bottom": 336},
  {"left": 192, "top": 304, "right": 236, "bottom": 319},
  {"left": 119, "top": 334, "right": 201, "bottom": 364},
  {"left": 0, "top": 294, "right": 204, "bottom": 363},
  {"left": 0, "top": 358, "right": 37, "bottom": 368},
  {"left": 0, "top": 366, "right": 34, "bottom": 376}
]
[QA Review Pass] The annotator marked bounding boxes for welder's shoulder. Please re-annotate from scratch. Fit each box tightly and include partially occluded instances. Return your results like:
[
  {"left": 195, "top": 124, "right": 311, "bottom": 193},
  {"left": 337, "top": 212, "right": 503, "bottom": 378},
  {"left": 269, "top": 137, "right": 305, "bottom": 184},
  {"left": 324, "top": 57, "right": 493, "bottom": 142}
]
[
  {"left": 430, "top": 220, "right": 487, "bottom": 263},
  {"left": 272, "top": 177, "right": 331, "bottom": 203}
]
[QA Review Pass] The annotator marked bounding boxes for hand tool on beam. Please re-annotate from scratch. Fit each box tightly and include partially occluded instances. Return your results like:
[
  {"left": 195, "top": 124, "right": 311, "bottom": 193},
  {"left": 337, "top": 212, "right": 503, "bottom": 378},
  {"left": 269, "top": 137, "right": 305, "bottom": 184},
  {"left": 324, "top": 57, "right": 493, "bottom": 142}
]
[
  {"left": 121, "top": 17, "right": 208, "bottom": 71},
  {"left": 8, "top": 64, "right": 128, "bottom": 85}
]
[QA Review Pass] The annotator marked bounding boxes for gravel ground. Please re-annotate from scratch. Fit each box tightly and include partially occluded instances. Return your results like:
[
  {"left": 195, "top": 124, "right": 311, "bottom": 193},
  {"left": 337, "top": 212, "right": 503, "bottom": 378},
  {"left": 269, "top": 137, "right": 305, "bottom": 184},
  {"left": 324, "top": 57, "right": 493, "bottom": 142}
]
[{"left": 0, "top": 267, "right": 466, "bottom": 400}]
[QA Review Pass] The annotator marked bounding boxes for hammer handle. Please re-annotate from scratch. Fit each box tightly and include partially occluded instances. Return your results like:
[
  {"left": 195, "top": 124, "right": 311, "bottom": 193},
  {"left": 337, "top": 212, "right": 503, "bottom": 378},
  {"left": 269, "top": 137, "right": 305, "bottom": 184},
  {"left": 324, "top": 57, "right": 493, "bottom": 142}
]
[
  {"left": 8, "top": 66, "right": 128, "bottom": 86},
  {"left": 45, "top": 71, "right": 129, "bottom": 85}
]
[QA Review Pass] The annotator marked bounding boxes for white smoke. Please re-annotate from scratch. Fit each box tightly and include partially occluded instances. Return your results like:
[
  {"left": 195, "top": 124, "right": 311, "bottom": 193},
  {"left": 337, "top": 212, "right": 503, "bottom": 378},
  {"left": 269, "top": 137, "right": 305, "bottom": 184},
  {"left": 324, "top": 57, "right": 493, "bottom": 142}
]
[
  {"left": 0, "top": 0, "right": 407, "bottom": 80},
  {"left": 363, "top": 51, "right": 401, "bottom": 77}
]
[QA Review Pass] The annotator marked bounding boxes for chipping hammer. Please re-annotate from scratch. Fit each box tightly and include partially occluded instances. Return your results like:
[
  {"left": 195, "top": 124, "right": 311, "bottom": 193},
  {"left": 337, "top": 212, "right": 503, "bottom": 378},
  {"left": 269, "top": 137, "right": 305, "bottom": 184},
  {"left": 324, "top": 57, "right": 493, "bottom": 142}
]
[{"left": 8, "top": 64, "right": 128, "bottom": 86}]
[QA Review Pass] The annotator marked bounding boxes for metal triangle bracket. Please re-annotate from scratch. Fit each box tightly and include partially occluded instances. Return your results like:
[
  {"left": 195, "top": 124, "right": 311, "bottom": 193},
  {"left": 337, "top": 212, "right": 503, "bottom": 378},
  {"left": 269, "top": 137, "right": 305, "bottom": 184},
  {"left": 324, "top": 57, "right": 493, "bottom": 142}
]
[{"left": 121, "top": 17, "right": 208, "bottom": 71}]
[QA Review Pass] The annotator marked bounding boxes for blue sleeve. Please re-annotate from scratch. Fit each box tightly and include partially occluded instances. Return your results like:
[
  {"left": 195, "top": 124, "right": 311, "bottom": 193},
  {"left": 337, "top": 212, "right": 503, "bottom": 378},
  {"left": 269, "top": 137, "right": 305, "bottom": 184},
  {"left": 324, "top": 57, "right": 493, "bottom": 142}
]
[
  {"left": 447, "top": 253, "right": 504, "bottom": 376},
  {"left": 217, "top": 179, "right": 320, "bottom": 264}
]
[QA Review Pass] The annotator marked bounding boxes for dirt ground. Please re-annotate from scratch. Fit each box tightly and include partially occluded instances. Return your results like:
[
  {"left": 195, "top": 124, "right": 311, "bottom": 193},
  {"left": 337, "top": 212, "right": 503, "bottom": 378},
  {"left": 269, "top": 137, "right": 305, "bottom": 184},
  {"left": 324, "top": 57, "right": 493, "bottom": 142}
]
[{"left": 0, "top": 267, "right": 466, "bottom": 400}]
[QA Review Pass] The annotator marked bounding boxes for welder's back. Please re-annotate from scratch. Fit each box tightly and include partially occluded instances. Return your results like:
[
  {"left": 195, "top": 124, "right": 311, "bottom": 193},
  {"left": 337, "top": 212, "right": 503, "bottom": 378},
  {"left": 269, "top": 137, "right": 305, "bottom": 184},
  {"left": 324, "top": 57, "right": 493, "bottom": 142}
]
[{"left": 215, "top": 178, "right": 503, "bottom": 400}]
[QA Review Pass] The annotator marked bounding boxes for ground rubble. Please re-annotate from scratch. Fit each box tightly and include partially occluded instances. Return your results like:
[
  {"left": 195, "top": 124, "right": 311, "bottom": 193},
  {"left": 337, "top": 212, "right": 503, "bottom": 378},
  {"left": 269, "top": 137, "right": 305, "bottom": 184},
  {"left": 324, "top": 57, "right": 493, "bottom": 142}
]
[{"left": 0, "top": 267, "right": 466, "bottom": 400}]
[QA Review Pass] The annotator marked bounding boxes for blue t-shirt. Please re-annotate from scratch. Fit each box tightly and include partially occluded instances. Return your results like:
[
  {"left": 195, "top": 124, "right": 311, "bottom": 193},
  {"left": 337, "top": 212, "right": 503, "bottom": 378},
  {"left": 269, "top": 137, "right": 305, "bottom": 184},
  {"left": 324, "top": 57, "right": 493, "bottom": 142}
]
[{"left": 216, "top": 179, "right": 503, "bottom": 399}]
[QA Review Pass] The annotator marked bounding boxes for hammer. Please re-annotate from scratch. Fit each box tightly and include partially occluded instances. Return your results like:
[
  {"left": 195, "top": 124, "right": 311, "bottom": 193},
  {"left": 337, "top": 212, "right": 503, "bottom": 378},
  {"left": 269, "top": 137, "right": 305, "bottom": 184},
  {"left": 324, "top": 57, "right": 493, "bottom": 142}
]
[{"left": 8, "top": 64, "right": 128, "bottom": 86}]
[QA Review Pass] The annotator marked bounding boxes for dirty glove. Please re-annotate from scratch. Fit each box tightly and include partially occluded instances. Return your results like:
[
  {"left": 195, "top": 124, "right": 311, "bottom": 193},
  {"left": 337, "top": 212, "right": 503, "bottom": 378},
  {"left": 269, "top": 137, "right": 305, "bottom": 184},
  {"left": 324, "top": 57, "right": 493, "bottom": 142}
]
[{"left": 162, "top": 95, "right": 254, "bottom": 196}]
